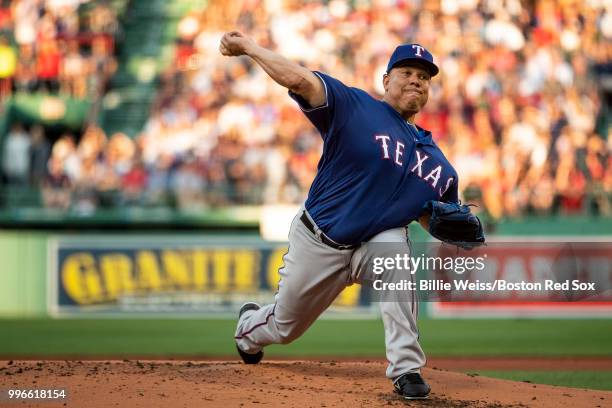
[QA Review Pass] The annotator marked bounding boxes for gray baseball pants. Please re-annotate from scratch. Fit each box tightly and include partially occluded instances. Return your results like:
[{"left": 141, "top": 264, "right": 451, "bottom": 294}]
[{"left": 234, "top": 208, "right": 425, "bottom": 379}]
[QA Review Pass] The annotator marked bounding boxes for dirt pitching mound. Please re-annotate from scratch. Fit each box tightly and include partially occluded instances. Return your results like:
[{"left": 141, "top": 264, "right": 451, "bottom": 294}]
[{"left": 1, "top": 360, "right": 610, "bottom": 408}]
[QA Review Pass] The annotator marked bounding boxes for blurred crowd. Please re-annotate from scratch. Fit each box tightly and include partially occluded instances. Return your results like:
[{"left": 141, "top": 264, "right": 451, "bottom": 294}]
[
  {"left": 0, "top": 0, "right": 118, "bottom": 102},
  {"left": 2, "top": 0, "right": 612, "bottom": 219}
]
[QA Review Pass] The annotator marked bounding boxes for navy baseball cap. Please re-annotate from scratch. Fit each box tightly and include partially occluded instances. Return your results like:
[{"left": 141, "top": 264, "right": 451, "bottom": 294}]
[{"left": 386, "top": 44, "right": 439, "bottom": 77}]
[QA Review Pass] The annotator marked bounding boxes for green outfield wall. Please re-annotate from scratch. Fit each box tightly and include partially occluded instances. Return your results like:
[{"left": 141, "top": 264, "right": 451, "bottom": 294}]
[
  {"left": 0, "top": 231, "right": 47, "bottom": 316},
  {"left": 0, "top": 218, "right": 611, "bottom": 318}
]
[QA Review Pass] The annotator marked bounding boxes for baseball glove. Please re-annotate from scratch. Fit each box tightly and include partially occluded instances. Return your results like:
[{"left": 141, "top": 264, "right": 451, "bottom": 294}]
[{"left": 422, "top": 200, "right": 486, "bottom": 250}]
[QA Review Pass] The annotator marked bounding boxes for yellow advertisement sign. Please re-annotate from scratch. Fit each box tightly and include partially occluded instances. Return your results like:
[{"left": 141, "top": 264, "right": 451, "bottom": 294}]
[{"left": 51, "top": 237, "right": 362, "bottom": 314}]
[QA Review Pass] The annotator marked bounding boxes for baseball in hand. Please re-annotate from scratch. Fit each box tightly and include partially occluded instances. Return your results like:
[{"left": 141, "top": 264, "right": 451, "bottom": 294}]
[{"left": 219, "top": 31, "right": 253, "bottom": 56}]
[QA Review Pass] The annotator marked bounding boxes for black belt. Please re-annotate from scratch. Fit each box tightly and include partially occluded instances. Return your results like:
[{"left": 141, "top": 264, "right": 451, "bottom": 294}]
[{"left": 300, "top": 211, "right": 358, "bottom": 250}]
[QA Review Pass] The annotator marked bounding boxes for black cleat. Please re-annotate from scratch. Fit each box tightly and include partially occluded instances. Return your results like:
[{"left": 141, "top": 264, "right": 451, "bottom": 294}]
[
  {"left": 235, "top": 302, "right": 264, "bottom": 364},
  {"left": 393, "top": 372, "right": 431, "bottom": 400}
]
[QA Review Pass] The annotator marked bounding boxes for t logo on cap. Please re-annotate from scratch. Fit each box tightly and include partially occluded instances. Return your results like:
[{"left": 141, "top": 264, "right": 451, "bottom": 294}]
[{"left": 386, "top": 44, "right": 439, "bottom": 77}]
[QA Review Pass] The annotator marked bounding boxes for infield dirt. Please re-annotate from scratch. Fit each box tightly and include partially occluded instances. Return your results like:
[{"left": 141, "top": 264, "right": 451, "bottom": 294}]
[{"left": 1, "top": 360, "right": 610, "bottom": 407}]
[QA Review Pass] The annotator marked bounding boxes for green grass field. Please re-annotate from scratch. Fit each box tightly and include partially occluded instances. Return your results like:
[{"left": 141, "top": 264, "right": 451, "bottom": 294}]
[
  {"left": 472, "top": 371, "right": 612, "bottom": 391},
  {"left": 1, "top": 318, "right": 611, "bottom": 357},
  {"left": 1, "top": 318, "right": 611, "bottom": 390}
]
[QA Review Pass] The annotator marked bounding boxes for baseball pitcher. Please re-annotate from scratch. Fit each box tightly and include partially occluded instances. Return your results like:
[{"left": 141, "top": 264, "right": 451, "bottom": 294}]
[{"left": 220, "top": 31, "right": 483, "bottom": 400}]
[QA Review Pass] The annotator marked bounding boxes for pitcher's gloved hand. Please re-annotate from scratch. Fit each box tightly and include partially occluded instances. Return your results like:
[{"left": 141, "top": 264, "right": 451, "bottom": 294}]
[{"left": 422, "top": 201, "right": 486, "bottom": 250}]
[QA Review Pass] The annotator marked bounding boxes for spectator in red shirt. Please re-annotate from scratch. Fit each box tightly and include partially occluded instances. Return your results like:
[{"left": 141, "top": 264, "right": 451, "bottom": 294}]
[
  {"left": 121, "top": 159, "right": 148, "bottom": 206},
  {"left": 0, "top": 0, "right": 12, "bottom": 34},
  {"left": 36, "top": 39, "right": 61, "bottom": 93}
]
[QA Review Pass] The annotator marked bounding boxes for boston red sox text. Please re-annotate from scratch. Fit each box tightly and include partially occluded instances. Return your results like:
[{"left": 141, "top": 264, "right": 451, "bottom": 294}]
[{"left": 373, "top": 279, "right": 597, "bottom": 292}]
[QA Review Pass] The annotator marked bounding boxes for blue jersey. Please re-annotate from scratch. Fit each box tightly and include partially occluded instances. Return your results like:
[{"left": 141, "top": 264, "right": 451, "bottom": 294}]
[{"left": 289, "top": 72, "right": 459, "bottom": 245}]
